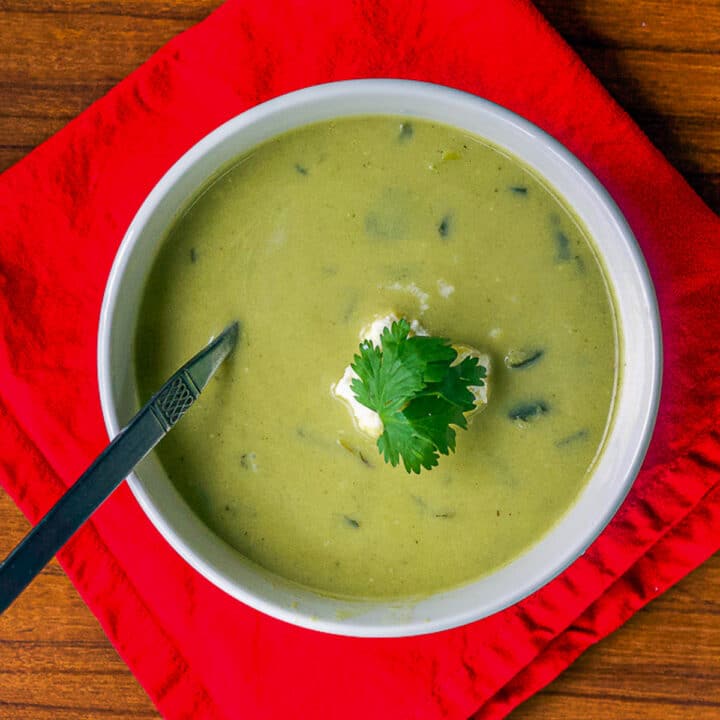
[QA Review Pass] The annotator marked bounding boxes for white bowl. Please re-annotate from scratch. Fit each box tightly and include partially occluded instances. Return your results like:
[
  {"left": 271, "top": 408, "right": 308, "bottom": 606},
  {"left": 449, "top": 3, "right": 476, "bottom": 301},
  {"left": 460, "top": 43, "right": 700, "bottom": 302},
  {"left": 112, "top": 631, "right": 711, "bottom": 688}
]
[{"left": 98, "top": 80, "right": 661, "bottom": 637}]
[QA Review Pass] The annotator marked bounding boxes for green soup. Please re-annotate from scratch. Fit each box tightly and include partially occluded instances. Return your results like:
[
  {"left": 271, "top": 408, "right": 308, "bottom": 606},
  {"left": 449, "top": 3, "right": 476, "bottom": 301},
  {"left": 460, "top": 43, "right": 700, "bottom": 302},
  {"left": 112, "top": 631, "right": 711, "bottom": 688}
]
[{"left": 136, "top": 116, "right": 618, "bottom": 599}]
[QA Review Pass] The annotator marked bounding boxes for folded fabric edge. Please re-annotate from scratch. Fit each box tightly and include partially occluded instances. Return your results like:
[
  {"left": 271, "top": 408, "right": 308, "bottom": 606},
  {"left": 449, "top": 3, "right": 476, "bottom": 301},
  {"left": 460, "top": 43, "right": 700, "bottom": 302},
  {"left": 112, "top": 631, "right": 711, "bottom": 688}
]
[
  {"left": 472, "top": 482, "right": 720, "bottom": 719},
  {"left": 445, "top": 433, "right": 720, "bottom": 716},
  {"left": 0, "top": 1, "right": 235, "bottom": 183},
  {"left": 522, "top": 0, "right": 718, "bottom": 229}
]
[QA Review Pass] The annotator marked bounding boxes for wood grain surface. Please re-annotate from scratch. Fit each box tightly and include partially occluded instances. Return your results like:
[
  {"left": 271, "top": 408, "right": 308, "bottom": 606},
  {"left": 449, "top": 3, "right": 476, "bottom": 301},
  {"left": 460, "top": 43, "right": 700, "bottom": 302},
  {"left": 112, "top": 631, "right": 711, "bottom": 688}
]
[{"left": 0, "top": 1, "right": 718, "bottom": 718}]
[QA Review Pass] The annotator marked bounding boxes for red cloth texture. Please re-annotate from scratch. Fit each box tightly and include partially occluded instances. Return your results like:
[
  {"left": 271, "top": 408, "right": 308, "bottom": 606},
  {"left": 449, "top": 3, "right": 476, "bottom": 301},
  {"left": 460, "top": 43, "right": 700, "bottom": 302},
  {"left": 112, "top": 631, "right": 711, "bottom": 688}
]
[{"left": 1, "top": 1, "right": 719, "bottom": 718}]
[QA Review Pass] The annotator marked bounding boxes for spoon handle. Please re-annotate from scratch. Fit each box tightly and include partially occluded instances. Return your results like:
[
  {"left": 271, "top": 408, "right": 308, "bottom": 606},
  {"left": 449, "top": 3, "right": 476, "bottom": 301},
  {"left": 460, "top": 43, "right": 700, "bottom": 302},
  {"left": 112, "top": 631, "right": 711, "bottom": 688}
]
[
  {"left": 0, "top": 322, "right": 238, "bottom": 615},
  {"left": 0, "top": 406, "right": 168, "bottom": 615}
]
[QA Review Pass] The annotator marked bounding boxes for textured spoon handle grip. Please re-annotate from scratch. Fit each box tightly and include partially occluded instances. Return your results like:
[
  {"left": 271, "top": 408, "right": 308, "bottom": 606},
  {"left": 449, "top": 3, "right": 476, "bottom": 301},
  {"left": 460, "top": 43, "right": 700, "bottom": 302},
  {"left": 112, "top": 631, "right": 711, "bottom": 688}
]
[{"left": 150, "top": 372, "right": 199, "bottom": 430}]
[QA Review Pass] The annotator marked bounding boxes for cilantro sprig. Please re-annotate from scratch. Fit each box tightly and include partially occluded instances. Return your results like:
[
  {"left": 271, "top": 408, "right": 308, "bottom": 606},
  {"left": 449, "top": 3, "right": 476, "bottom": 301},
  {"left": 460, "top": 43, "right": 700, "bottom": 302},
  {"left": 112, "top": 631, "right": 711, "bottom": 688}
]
[{"left": 350, "top": 319, "right": 486, "bottom": 473}]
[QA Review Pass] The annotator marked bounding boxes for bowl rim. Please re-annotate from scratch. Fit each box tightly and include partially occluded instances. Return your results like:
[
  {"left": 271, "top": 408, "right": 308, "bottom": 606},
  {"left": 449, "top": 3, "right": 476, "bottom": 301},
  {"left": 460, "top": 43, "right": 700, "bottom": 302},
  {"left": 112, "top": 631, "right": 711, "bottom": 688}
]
[{"left": 98, "top": 79, "right": 662, "bottom": 637}]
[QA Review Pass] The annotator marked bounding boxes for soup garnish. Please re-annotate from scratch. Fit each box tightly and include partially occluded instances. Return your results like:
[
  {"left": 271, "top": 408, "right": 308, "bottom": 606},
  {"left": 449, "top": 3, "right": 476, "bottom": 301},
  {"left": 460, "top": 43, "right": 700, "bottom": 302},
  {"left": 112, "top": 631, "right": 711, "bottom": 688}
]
[{"left": 347, "top": 318, "right": 487, "bottom": 473}]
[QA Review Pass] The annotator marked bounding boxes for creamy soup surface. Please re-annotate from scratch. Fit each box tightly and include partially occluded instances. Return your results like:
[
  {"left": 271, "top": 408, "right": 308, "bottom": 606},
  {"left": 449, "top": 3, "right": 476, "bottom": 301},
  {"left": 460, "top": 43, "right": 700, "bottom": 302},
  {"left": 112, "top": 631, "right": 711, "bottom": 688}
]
[{"left": 136, "top": 116, "right": 618, "bottom": 599}]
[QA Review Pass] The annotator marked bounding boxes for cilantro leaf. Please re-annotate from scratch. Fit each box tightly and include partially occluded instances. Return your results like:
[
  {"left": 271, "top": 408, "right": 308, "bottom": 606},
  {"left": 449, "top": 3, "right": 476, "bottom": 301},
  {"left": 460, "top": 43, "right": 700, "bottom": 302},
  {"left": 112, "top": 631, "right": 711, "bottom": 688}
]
[
  {"left": 350, "top": 319, "right": 486, "bottom": 473},
  {"left": 378, "top": 413, "right": 439, "bottom": 473},
  {"left": 350, "top": 320, "right": 425, "bottom": 416}
]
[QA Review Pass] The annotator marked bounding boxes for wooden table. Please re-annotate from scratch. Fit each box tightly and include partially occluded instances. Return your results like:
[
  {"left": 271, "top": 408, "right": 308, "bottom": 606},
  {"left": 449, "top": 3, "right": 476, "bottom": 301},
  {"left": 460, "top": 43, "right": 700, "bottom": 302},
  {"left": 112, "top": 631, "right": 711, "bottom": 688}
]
[{"left": 0, "top": 2, "right": 718, "bottom": 718}]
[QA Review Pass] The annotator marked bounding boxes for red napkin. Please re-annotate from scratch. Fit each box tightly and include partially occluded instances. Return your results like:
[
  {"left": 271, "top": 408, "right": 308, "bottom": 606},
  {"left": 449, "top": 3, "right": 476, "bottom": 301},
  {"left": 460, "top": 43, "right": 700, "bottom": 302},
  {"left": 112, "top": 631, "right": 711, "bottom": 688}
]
[{"left": 1, "top": 0, "right": 718, "bottom": 717}]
